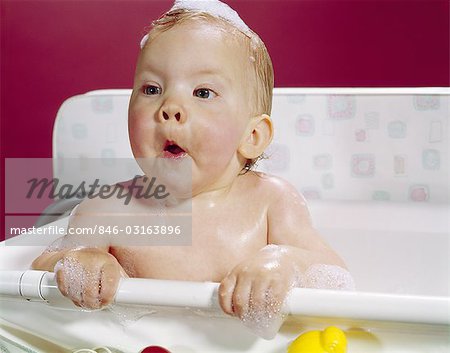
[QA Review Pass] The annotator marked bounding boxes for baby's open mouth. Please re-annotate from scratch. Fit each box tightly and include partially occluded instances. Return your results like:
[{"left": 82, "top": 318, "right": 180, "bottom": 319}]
[{"left": 163, "top": 140, "right": 187, "bottom": 159}]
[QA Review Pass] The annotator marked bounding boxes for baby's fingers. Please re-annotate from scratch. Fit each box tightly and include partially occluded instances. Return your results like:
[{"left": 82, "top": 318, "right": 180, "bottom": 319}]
[
  {"left": 249, "top": 278, "right": 272, "bottom": 310},
  {"left": 266, "top": 278, "right": 290, "bottom": 313},
  {"left": 80, "top": 271, "right": 102, "bottom": 309},
  {"left": 218, "top": 274, "right": 236, "bottom": 315},
  {"left": 98, "top": 263, "right": 121, "bottom": 306},
  {"left": 231, "top": 276, "right": 252, "bottom": 318},
  {"left": 54, "top": 258, "right": 84, "bottom": 306},
  {"left": 54, "top": 257, "right": 105, "bottom": 309},
  {"left": 55, "top": 265, "right": 69, "bottom": 298}
]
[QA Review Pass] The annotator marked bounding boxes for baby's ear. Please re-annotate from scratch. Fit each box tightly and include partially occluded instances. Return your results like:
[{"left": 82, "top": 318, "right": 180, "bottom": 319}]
[{"left": 238, "top": 114, "right": 273, "bottom": 160}]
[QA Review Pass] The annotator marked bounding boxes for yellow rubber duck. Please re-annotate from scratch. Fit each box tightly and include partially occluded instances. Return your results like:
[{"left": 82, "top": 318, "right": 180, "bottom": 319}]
[{"left": 287, "top": 326, "right": 347, "bottom": 353}]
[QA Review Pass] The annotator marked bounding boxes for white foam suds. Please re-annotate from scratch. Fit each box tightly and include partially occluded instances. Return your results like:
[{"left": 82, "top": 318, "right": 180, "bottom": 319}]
[
  {"left": 44, "top": 237, "right": 85, "bottom": 253},
  {"left": 171, "top": 0, "right": 250, "bottom": 33},
  {"left": 108, "top": 304, "right": 157, "bottom": 326},
  {"left": 140, "top": 0, "right": 251, "bottom": 49},
  {"left": 238, "top": 262, "right": 354, "bottom": 339},
  {"left": 300, "top": 264, "right": 356, "bottom": 291},
  {"left": 54, "top": 256, "right": 102, "bottom": 310},
  {"left": 240, "top": 288, "right": 287, "bottom": 340}
]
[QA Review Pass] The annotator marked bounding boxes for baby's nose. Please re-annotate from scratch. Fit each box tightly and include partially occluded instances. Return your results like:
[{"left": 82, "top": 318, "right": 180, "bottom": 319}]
[
  {"left": 159, "top": 100, "right": 185, "bottom": 123},
  {"left": 162, "top": 111, "right": 181, "bottom": 122}
]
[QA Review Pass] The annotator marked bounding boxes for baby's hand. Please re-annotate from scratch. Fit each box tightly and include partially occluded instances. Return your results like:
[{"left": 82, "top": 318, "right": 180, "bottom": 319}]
[
  {"left": 218, "top": 245, "right": 298, "bottom": 319},
  {"left": 54, "top": 248, "right": 126, "bottom": 309}
]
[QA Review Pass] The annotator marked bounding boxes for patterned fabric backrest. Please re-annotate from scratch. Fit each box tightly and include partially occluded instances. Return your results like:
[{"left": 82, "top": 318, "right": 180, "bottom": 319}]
[{"left": 53, "top": 88, "right": 449, "bottom": 203}]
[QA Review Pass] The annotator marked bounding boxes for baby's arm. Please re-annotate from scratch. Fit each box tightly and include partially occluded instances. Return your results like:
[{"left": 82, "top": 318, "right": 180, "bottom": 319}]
[
  {"left": 32, "top": 201, "right": 126, "bottom": 309},
  {"left": 219, "top": 176, "right": 349, "bottom": 318}
]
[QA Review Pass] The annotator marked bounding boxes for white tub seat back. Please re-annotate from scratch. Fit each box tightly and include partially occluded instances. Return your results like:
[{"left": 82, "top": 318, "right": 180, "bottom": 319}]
[{"left": 53, "top": 88, "right": 449, "bottom": 203}]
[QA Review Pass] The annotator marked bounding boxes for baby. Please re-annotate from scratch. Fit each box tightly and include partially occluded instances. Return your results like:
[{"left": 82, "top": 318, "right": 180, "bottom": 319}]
[{"left": 32, "top": 0, "right": 352, "bottom": 331}]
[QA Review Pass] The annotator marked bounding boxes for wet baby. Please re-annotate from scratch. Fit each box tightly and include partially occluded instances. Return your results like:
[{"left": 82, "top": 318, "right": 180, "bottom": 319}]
[{"left": 32, "top": 0, "right": 353, "bottom": 337}]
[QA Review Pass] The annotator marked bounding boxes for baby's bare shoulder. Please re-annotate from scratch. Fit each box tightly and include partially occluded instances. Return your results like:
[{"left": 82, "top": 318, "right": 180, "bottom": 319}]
[
  {"left": 238, "top": 171, "right": 301, "bottom": 203},
  {"left": 238, "top": 171, "right": 306, "bottom": 209},
  {"left": 71, "top": 178, "right": 143, "bottom": 217}
]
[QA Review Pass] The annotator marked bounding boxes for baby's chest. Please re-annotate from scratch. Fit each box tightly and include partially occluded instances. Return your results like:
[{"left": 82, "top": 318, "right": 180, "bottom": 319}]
[
  {"left": 113, "top": 205, "right": 268, "bottom": 281},
  {"left": 195, "top": 202, "right": 267, "bottom": 238}
]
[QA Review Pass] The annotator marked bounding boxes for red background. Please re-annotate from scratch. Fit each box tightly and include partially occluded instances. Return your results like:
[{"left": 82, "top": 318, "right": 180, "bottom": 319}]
[{"left": 1, "top": 0, "right": 449, "bottom": 237}]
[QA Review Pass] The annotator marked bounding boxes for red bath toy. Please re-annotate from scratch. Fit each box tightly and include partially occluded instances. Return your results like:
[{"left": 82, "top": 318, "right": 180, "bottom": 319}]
[{"left": 140, "top": 346, "right": 171, "bottom": 353}]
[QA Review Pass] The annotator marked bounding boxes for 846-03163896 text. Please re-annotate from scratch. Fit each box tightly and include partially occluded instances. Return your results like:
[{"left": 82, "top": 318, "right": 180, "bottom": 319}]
[{"left": 9, "top": 225, "right": 183, "bottom": 236}]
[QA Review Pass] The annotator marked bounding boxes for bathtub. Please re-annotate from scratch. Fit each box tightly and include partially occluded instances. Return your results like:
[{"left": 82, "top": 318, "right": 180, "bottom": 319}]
[
  {"left": 1, "top": 200, "right": 449, "bottom": 353},
  {"left": 2, "top": 88, "right": 449, "bottom": 352}
]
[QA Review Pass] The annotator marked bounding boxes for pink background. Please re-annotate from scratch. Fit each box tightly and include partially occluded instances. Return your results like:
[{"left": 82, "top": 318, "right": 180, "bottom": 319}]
[{"left": 1, "top": 0, "right": 449, "bottom": 236}]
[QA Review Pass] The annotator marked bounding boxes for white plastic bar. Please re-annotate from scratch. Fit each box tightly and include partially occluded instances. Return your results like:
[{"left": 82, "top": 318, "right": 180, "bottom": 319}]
[
  {"left": 0, "top": 270, "right": 449, "bottom": 326},
  {"left": 19, "top": 270, "right": 47, "bottom": 300},
  {"left": 115, "top": 277, "right": 219, "bottom": 308},
  {"left": 0, "top": 271, "right": 23, "bottom": 297},
  {"left": 284, "top": 289, "right": 450, "bottom": 325}
]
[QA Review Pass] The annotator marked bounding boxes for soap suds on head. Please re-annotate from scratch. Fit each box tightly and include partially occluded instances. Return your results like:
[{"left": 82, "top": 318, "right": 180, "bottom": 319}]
[
  {"left": 171, "top": 0, "right": 250, "bottom": 32},
  {"left": 140, "top": 0, "right": 251, "bottom": 49}
]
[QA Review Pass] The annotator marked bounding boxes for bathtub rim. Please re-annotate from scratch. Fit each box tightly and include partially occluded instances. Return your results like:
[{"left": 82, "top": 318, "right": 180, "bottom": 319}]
[
  {"left": 0, "top": 269, "right": 449, "bottom": 327},
  {"left": 1, "top": 205, "right": 449, "bottom": 328}
]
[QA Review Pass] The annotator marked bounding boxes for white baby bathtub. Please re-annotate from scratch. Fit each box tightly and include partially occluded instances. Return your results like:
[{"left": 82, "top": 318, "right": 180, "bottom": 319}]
[
  {"left": 2, "top": 87, "right": 449, "bottom": 352},
  {"left": 1, "top": 200, "right": 449, "bottom": 353}
]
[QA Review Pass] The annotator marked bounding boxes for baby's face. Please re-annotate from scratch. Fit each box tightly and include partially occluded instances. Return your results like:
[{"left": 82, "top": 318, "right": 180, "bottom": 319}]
[{"left": 129, "top": 22, "right": 254, "bottom": 196}]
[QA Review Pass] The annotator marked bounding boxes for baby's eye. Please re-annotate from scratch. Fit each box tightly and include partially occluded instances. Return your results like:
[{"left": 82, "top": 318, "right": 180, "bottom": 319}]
[
  {"left": 194, "top": 88, "right": 216, "bottom": 99},
  {"left": 143, "top": 85, "right": 162, "bottom": 95}
]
